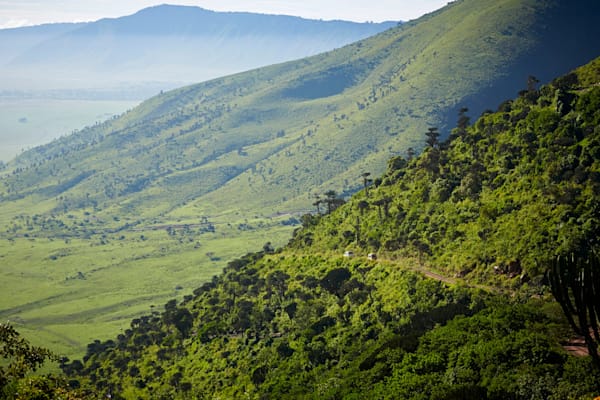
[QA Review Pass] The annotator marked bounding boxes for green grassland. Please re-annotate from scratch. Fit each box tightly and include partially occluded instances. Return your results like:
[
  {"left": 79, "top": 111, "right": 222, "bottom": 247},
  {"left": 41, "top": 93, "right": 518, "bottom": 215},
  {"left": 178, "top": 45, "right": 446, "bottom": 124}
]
[
  {"left": 0, "top": 218, "right": 292, "bottom": 360},
  {"left": 0, "top": 99, "right": 138, "bottom": 162}
]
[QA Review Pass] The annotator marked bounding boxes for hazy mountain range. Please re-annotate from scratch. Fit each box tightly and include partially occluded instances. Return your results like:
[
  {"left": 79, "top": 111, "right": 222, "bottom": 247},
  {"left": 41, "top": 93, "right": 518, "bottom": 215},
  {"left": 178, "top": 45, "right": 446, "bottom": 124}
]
[
  {"left": 0, "top": 4, "right": 397, "bottom": 93},
  {"left": 0, "top": 4, "right": 397, "bottom": 163}
]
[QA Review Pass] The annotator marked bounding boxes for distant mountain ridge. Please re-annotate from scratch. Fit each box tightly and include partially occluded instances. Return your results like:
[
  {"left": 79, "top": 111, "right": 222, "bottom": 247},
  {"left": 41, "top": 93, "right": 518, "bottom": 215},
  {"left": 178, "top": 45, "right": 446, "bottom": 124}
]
[
  {"left": 0, "top": 4, "right": 397, "bottom": 90},
  {"left": 76, "top": 5, "right": 395, "bottom": 36},
  {"left": 0, "top": 23, "right": 83, "bottom": 64}
]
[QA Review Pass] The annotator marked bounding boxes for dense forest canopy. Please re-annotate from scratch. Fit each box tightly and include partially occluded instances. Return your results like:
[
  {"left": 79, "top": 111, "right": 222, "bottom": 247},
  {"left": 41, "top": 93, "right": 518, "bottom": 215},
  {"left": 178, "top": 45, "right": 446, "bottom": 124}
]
[{"left": 297, "top": 59, "right": 600, "bottom": 279}]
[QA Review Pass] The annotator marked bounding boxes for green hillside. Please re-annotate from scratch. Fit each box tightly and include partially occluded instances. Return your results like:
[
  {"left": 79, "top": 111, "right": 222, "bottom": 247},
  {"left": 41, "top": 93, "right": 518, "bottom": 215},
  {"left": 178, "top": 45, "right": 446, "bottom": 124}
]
[
  {"left": 297, "top": 57, "right": 600, "bottom": 280},
  {"left": 54, "top": 57, "right": 600, "bottom": 400},
  {"left": 1, "top": 0, "right": 600, "bottom": 360}
]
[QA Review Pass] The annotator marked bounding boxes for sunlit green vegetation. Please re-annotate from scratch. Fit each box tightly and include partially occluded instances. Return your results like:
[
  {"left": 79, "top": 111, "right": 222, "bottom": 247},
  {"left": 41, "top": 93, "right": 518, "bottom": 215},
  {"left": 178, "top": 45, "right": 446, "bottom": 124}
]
[
  {"left": 298, "top": 57, "right": 600, "bottom": 282},
  {"left": 51, "top": 56, "right": 600, "bottom": 399},
  {"left": 0, "top": 218, "right": 292, "bottom": 360}
]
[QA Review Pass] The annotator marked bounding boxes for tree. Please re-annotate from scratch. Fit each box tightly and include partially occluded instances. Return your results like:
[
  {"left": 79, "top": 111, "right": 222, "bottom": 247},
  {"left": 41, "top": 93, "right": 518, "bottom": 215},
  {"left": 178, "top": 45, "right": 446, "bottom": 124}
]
[
  {"left": 320, "top": 268, "right": 351, "bottom": 296},
  {"left": 267, "top": 270, "right": 290, "bottom": 302},
  {"left": 425, "top": 127, "right": 440, "bottom": 148},
  {"left": 312, "top": 195, "right": 322, "bottom": 214},
  {"left": 355, "top": 216, "right": 361, "bottom": 243},
  {"left": 371, "top": 197, "right": 392, "bottom": 220},
  {"left": 263, "top": 242, "right": 275, "bottom": 254},
  {"left": 357, "top": 200, "right": 370, "bottom": 215},
  {"left": 520, "top": 75, "right": 541, "bottom": 103},
  {"left": 323, "top": 190, "right": 345, "bottom": 214},
  {"left": 163, "top": 301, "right": 194, "bottom": 337},
  {"left": 361, "top": 172, "right": 373, "bottom": 197},
  {"left": 1, "top": 323, "right": 69, "bottom": 398},
  {"left": 527, "top": 75, "right": 540, "bottom": 92},
  {"left": 457, "top": 107, "right": 470, "bottom": 130},
  {"left": 448, "top": 107, "right": 471, "bottom": 144},
  {"left": 387, "top": 156, "right": 407, "bottom": 174},
  {"left": 547, "top": 251, "right": 600, "bottom": 365}
]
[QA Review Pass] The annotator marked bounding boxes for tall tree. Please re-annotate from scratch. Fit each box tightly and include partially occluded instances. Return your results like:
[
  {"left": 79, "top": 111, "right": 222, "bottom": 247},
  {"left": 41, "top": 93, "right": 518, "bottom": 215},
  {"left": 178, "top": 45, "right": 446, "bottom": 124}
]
[
  {"left": 357, "top": 200, "right": 369, "bottom": 215},
  {"left": 425, "top": 127, "right": 440, "bottom": 148},
  {"left": 323, "top": 190, "right": 345, "bottom": 214},
  {"left": 448, "top": 107, "right": 470, "bottom": 144},
  {"left": 312, "top": 194, "right": 322, "bottom": 214},
  {"left": 457, "top": 107, "right": 470, "bottom": 130},
  {"left": 361, "top": 172, "right": 373, "bottom": 197},
  {"left": 547, "top": 251, "right": 600, "bottom": 365},
  {"left": 372, "top": 197, "right": 392, "bottom": 221}
]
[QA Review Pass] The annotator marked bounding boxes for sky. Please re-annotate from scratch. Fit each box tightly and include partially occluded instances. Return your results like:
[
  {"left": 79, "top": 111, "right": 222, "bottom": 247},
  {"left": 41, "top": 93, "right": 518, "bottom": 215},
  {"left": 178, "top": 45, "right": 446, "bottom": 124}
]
[{"left": 0, "top": 0, "right": 450, "bottom": 29}]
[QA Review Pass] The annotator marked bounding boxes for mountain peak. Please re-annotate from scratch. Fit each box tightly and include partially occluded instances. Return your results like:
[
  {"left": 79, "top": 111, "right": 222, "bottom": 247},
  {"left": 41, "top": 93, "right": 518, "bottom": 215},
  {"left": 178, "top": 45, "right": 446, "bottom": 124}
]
[{"left": 1, "top": 5, "right": 396, "bottom": 89}]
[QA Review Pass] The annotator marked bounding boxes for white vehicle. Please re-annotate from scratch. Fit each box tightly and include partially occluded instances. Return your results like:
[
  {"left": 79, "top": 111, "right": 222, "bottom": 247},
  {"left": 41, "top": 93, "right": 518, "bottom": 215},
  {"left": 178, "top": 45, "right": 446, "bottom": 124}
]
[{"left": 343, "top": 250, "right": 354, "bottom": 258}]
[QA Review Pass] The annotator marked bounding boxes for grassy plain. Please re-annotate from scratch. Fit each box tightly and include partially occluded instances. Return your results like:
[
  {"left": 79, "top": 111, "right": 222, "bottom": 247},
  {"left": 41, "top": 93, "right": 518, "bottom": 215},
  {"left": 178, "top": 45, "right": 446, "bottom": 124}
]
[{"left": 0, "top": 215, "right": 293, "bottom": 360}]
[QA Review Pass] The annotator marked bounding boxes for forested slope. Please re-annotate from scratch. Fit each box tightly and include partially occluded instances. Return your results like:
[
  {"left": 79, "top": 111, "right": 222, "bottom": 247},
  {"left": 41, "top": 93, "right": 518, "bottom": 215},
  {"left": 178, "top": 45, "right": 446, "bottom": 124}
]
[
  {"left": 60, "top": 57, "right": 600, "bottom": 400},
  {"left": 297, "top": 57, "right": 600, "bottom": 281}
]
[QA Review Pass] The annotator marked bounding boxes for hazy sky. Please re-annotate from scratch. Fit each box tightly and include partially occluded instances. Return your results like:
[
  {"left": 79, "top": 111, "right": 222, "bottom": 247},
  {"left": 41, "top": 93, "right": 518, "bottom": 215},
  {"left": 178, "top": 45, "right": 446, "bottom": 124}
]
[{"left": 0, "top": 0, "right": 450, "bottom": 29}]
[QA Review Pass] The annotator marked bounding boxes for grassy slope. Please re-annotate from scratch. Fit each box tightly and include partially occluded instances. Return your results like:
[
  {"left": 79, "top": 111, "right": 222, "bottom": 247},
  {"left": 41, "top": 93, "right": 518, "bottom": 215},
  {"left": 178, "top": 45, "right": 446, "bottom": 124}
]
[{"left": 1, "top": 0, "right": 600, "bottom": 359}]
